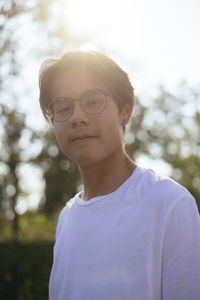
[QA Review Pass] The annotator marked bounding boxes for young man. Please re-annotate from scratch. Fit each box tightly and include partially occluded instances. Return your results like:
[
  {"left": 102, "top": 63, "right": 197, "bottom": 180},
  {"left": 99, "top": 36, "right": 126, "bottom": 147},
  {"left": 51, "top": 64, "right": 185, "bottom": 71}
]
[{"left": 39, "top": 51, "right": 200, "bottom": 300}]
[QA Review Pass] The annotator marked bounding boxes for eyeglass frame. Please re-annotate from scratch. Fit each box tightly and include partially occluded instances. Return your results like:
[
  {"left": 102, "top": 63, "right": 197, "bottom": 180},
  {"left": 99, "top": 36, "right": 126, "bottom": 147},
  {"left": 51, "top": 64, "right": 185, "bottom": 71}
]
[{"left": 47, "top": 89, "right": 110, "bottom": 122}]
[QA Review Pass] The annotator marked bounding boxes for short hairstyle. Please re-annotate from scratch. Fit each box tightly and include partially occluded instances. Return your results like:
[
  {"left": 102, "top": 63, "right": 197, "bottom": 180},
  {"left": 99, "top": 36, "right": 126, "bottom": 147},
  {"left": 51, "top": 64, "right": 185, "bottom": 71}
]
[{"left": 39, "top": 50, "right": 135, "bottom": 123}]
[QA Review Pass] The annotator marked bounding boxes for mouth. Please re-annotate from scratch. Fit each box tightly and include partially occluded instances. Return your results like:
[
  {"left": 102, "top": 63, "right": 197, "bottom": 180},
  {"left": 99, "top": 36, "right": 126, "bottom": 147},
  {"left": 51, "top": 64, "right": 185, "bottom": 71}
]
[{"left": 71, "top": 135, "right": 97, "bottom": 143}]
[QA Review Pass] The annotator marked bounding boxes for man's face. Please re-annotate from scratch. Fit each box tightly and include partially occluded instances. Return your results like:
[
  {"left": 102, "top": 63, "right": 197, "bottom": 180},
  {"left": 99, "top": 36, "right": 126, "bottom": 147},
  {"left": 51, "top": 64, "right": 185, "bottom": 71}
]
[{"left": 50, "top": 68, "right": 132, "bottom": 167}]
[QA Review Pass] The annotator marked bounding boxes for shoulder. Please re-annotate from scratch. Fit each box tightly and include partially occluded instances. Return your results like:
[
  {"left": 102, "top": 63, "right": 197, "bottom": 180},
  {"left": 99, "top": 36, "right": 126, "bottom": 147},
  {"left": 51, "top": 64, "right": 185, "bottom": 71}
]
[
  {"left": 135, "top": 167, "right": 200, "bottom": 243},
  {"left": 136, "top": 167, "right": 196, "bottom": 212},
  {"left": 55, "top": 196, "right": 76, "bottom": 239},
  {"left": 139, "top": 167, "right": 190, "bottom": 197},
  {"left": 60, "top": 197, "right": 76, "bottom": 217}
]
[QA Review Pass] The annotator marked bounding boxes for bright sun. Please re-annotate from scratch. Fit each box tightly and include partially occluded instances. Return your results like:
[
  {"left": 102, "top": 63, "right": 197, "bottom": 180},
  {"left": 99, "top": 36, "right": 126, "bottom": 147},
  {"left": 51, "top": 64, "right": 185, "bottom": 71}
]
[
  {"left": 65, "top": 0, "right": 122, "bottom": 35},
  {"left": 50, "top": 0, "right": 142, "bottom": 54},
  {"left": 50, "top": 0, "right": 141, "bottom": 54}
]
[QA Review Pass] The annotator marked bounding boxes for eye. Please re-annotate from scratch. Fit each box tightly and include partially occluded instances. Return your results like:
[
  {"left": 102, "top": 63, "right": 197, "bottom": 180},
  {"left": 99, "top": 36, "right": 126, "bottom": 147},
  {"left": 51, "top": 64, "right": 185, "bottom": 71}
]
[
  {"left": 57, "top": 106, "right": 71, "bottom": 113},
  {"left": 84, "top": 93, "right": 105, "bottom": 107},
  {"left": 52, "top": 100, "right": 72, "bottom": 114},
  {"left": 87, "top": 98, "right": 100, "bottom": 106}
]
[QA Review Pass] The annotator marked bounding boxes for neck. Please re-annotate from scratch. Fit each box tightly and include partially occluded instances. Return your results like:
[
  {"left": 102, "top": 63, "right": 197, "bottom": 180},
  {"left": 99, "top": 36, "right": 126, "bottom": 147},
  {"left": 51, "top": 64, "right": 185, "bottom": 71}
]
[{"left": 79, "top": 149, "right": 137, "bottom": 201}]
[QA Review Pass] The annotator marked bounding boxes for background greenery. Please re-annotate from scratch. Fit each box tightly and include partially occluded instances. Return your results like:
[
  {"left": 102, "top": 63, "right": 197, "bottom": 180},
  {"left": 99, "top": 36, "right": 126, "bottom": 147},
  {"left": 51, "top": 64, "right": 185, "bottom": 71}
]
[
  {"left": 0, "top": 240, "right": 53, "bottom": 300},
  {"left": 0, "top": 214, "right": 56, "bottom": 300}
]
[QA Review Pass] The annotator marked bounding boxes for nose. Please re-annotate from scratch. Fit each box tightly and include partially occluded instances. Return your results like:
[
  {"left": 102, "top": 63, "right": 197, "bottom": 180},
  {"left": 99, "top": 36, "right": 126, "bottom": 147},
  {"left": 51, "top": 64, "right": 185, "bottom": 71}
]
[{"left": 70, "top": 99, "right": 89, "bottom": 127}]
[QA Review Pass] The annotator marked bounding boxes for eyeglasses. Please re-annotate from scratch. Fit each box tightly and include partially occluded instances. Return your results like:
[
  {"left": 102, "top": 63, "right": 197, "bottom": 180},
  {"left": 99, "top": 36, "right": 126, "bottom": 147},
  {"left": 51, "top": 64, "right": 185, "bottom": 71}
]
[{"left": 48, "top": 89, "right": 108, "bottom": 122}]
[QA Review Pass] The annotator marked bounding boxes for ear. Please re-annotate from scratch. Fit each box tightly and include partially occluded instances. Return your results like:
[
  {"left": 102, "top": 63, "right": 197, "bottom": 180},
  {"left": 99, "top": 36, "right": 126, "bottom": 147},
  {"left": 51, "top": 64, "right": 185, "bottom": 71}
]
[{"left": 120, "top": 103, "right": 133, "bottom": 127}]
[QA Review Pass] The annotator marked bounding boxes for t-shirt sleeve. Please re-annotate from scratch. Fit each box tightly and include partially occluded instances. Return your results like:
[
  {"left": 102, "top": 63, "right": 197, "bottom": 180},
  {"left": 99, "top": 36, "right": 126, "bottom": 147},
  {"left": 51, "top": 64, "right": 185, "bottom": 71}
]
[
  {"left": 55, "top": 207, "right": 66, "bottom": 240},
  {"left": 161, "top": 194, "right": 200, "bottom": 300}
]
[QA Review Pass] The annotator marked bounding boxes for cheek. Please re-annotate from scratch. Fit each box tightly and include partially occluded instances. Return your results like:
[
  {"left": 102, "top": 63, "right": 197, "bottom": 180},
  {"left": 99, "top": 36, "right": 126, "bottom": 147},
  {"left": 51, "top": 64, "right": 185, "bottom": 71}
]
[
  {"left": 100, "top": 117, "right": 123, "bottom": 146},
  {"left": 54, "top": 125, "right": 69, "bottom": 152}
]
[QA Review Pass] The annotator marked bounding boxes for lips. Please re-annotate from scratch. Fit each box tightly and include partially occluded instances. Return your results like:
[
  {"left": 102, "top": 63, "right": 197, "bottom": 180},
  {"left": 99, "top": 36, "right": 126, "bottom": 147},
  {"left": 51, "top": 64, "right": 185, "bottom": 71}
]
[{"left": 71, "top": 135, "right": 97, "bottom": 143}]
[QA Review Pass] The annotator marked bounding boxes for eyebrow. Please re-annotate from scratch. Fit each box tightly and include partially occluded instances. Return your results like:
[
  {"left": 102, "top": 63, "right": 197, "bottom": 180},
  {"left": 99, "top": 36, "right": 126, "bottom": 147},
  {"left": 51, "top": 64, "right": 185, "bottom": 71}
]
[{"left": 51, "top": 88, "right": 108, "bottom": 102}]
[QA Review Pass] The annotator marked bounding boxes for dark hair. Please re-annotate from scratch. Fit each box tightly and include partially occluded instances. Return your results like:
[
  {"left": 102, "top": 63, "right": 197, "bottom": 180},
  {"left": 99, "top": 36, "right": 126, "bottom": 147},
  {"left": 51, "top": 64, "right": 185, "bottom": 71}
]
[{"left": 39, "top": 50, "right": 135, "bottom": 123}]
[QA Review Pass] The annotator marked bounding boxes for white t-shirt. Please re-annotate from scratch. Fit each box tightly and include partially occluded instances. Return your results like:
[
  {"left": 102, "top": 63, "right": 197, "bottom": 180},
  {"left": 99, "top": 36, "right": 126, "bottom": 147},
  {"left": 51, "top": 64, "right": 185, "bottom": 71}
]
[{"left": 49, "top": 167, "right": 200, "bottom": 300}]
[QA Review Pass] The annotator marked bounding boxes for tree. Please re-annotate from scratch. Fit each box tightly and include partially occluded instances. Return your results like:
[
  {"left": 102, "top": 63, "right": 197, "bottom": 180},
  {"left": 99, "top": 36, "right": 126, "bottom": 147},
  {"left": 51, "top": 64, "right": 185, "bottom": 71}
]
[
  {"left": 34, "top": 128, "right": 80, "bottom": 216},
  {"left": 0, "top": 1, "right": 32, "bottom": 233},
  {"left": 126, "top": 83, "right": 200, "bottom": 211}
]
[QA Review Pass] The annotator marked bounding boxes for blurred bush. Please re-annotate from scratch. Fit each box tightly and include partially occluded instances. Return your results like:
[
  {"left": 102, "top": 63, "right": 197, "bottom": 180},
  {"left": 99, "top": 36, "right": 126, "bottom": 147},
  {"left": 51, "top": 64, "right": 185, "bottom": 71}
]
[
  {"left": 0, "top": 213, "right": 57, "bottom": 241},
  {"left": 0, "top": 213, "right": 57, "bottom": 299},
  {"left": 0, "top": 240, "right": 53, "bottom": 300}
]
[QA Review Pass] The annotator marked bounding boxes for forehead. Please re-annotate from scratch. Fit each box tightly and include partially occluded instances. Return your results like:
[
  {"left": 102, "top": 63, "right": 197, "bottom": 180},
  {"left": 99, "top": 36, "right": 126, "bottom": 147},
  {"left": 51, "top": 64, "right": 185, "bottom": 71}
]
[{"left": 50, "top": 68, "right": 109, "bottom": 100}]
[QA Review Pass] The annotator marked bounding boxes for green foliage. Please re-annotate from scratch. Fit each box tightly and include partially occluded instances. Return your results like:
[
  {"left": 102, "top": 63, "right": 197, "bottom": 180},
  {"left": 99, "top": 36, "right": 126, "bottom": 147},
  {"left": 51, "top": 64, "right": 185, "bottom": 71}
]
[
  {"left": 19, "top": 213, "right": 57, "bottom": 241},
  {"left": 169, "top": 155, "right": 200, "bottom": 212},
  {"left": 0, "top": 104, "right": 25, "bottom": 221},
  {"left": 0, "top": 213, "right": 57, "bottom": 241},
  {"left": 0, "top": 214, "right": 55, "bottom": 299},
  {"left": 126, "top": 84, "right": 200, "bottom": 212},
  {"left": 0, "top": 1, "right": 29, "bottom": 80},
  {"left": 0, "top": 240, "right": 53, "bottom": 300},
  {"left": 34, "top": 129, "right": 81, "bottom": 215},
  {"left": 0, "top": 217, "right": 12, "bottom": 240}
]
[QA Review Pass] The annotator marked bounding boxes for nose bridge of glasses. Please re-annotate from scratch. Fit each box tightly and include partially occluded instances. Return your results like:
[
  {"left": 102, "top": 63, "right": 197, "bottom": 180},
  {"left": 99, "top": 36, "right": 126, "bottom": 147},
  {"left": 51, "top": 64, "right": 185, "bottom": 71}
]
[{"left": 70, "top": 96, "right": 87, "bottom": 117}]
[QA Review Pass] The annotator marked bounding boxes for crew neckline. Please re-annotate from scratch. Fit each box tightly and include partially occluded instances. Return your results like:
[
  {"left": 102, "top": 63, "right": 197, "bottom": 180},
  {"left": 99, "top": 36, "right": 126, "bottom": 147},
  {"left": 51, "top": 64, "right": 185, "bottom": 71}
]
[{"left": 74, "top": 166, "right": 142, "bottom": 206}]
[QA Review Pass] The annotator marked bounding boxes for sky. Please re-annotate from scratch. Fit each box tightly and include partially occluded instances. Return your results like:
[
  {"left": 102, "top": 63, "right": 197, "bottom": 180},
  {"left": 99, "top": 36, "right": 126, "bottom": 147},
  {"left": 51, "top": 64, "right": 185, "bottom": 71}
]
[
  {"left": 7, "top": 0, "right": 200, "bottom": 213},
  {"left": 65, "top": 0, "right": 200, "bottom": 94}
]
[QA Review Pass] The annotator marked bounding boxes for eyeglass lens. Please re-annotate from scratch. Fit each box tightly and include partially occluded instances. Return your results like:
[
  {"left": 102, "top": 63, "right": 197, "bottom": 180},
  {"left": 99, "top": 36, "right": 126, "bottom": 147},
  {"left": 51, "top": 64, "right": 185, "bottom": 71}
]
[{"left": 50, "top": 90, "right": 106, "bottom": 122}]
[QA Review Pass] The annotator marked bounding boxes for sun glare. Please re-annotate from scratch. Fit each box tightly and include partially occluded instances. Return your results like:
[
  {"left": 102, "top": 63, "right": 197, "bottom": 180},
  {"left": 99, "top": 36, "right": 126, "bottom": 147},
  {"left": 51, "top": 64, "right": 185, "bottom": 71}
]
[
  {"left": 66, "top": 0, "right": 121, "bottom": 34},
  {"left": 49, "top": 0, "right": 200, "bottom": 88}
]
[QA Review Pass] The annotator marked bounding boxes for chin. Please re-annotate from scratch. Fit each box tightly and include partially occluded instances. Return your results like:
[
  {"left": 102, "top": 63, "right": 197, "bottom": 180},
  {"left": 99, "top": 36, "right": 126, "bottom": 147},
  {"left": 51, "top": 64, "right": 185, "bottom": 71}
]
[
  {"left": 68, "top": 152, "right": 105, "bottom": 168},
  {"left": 73, "top": 157, "right": 101, "bottom": 168},
  {"left": 63, "top": 145, "right": 120, "bottom": 168}
]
